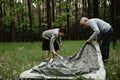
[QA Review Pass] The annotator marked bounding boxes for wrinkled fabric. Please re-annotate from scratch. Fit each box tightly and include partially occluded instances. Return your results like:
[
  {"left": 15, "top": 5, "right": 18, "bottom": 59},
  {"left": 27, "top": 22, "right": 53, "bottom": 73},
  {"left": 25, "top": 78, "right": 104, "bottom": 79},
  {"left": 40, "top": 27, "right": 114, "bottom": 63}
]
[{"left": 20, "top": 42, "right": 106, "bottom": 80}]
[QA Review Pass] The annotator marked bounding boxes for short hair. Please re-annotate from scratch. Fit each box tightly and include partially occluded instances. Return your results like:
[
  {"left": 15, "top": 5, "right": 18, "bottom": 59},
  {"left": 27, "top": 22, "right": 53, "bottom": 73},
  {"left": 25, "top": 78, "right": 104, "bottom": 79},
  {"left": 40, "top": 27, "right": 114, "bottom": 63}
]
[
  {"left": 59, "top": 27, "right": 66, "bottom": 34},
  {"left": 80, "top": 17, "right": 88, "bottom": 24}
]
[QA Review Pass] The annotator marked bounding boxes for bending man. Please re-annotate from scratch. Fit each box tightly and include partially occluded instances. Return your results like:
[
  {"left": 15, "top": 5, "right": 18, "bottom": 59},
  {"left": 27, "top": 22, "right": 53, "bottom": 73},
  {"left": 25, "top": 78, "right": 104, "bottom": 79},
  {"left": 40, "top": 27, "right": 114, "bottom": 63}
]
[
  {"left": 80, "top": 17, "right": 113, "bottom": 62},
  {"left": 42, "top": 27, "right": 66, "bottom": 60}
]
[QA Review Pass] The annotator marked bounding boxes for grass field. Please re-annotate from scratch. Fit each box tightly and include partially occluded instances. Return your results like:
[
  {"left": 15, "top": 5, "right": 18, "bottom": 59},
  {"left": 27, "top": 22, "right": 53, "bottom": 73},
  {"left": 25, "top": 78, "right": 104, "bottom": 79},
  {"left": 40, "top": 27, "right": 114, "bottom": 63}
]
[{"left": 0, "top": 40, "right": 120, "bottom": 80}]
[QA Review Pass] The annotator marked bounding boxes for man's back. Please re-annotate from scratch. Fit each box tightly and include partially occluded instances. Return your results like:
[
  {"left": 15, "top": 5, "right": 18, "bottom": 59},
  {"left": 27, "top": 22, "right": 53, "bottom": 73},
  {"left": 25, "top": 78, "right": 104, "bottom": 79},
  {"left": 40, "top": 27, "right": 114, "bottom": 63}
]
[{"left": 88, "top": 18, "right": 111, "bottom": 33}]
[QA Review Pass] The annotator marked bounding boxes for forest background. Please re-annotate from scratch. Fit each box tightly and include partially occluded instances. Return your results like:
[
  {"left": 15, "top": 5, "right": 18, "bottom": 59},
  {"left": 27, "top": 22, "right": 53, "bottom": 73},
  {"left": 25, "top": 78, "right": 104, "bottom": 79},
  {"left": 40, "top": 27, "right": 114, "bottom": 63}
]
[{"left": 0, "top": 0, "right": 120, "bottom": 45}]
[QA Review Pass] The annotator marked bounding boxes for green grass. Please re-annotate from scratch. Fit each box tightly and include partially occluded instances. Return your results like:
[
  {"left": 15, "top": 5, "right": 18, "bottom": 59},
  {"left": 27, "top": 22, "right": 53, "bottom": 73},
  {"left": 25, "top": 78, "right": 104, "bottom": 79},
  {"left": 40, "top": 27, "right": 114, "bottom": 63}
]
[
  {"left": 0, "top": 40, "right": 120, "bottom": 80},
  {"left": 105, "top": 40, "right": 120, "bottom": 80}
]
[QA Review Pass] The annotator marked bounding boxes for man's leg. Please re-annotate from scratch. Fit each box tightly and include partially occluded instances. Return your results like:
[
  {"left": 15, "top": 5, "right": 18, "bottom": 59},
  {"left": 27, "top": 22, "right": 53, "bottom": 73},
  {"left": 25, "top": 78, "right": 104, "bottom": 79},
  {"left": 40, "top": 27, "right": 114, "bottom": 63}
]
[
  {"left": 45, "top": 50, "right": 50, "bottom": 60},
  {"left": 101, "top": 29, "right": 112, "bottom": 61},
  {"left": 52, "top": 50, "right": 57, "bottom": 58},
  {"left": 101, "top": 36, "right": 110, "bottom": 61}
]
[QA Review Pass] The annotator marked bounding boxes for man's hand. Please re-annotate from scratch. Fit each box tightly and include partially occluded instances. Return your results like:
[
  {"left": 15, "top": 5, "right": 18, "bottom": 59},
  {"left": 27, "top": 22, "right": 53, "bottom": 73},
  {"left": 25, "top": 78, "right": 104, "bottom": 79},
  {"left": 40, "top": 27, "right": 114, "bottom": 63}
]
[
  {"left": 60, "top": 43, "right": 62, "bottom": 48},
  {"left": 53, "top": 51, "right": 58, "bottom": 57},
  {"left": 86, "top": 39, "right": 91, "bottom": 43}
]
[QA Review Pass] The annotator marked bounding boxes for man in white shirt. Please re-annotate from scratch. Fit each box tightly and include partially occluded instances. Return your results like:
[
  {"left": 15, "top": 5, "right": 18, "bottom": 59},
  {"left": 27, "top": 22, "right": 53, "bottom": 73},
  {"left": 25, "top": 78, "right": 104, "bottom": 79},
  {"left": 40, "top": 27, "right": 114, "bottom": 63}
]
[{"left": 42, "top": 27, "right": 66, "bottom": 61}]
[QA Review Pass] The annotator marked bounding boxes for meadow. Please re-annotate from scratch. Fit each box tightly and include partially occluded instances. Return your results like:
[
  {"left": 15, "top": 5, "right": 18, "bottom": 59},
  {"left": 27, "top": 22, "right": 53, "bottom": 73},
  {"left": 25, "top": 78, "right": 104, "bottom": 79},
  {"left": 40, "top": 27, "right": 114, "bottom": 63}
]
[{"left": 0, "top": 40, "right": 120, "bottom": 80}]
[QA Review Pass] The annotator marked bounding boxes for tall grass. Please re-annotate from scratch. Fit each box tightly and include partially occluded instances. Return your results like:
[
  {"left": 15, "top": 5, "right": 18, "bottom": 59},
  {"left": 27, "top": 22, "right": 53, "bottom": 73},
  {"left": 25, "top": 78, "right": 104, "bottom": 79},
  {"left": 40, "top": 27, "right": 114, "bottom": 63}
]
[
  {"left": 105, "top": 40, "right": 120, "bottom": 80},
  {"left": 0, "top": 42, "right": 44, "bottom": 80},
  {"left": 0, "top": 40, "right": 120, "bottom": 80}
]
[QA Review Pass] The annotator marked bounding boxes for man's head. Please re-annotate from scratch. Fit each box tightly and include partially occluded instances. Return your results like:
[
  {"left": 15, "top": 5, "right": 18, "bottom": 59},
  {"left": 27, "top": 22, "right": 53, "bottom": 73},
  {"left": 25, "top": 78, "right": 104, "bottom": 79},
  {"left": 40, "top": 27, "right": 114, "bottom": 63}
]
[
  {"left": 59, "top": 27, "right": 66, "bottom": 37},
  {"left": 80, "top": 17, "right": 89, "bottom": 28}
]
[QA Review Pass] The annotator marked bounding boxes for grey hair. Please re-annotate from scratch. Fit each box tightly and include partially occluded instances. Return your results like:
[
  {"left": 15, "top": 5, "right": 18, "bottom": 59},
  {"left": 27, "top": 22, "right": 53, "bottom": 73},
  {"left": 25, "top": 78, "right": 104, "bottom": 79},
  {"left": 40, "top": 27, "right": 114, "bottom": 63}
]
[{"left": 80, "top": 17, "right": 88, "bottom": 24}]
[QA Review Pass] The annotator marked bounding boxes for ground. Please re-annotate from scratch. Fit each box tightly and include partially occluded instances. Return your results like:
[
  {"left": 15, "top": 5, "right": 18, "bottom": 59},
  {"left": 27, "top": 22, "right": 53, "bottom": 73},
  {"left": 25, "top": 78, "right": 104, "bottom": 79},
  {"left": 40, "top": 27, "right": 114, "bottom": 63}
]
[{"left": 0, "top": 40, "right": 120, "bottom": 80}]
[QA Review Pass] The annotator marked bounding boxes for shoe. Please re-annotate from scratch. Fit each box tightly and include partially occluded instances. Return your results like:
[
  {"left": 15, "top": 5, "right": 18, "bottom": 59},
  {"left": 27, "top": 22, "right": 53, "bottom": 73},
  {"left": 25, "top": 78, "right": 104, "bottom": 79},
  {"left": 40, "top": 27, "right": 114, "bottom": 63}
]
[{"left": 103, "top": 59, "right": 108, "bottom": 63}]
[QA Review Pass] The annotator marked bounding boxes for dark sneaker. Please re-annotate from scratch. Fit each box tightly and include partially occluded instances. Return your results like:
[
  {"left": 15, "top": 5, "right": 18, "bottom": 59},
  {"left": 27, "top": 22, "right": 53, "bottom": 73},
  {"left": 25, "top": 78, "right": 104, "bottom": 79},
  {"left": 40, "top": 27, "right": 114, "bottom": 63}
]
[{"left": 103, "top": 59, "right": 108, "bottom": 63}]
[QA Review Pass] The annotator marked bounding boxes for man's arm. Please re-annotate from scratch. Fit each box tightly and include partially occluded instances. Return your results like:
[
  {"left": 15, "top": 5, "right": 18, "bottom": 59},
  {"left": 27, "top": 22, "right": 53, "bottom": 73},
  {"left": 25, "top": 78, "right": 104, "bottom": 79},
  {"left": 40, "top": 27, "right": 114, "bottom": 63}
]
[
  {"left": 50, "top": 34, "right": 58, "bottom": 56},
  {"left": 89, "top": 21, "right": 100, "bottom": 40}
]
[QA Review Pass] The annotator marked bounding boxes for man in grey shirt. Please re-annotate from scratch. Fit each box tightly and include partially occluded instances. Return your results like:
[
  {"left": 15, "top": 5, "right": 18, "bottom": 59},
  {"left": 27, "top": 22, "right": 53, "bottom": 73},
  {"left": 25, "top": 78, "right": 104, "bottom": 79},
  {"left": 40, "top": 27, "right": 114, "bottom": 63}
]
[
  {"left": 80, "top": 17, "right": 113, "bottom": 62},
  {"left": 42, "top": 27, "right": 66, "bottom": 61}
]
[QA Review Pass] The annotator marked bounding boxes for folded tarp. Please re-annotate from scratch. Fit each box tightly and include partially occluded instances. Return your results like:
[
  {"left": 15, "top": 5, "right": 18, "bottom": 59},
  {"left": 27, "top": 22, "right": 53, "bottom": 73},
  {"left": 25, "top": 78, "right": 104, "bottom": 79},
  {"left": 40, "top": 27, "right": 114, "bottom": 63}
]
[{"left": 20, "top": 42, "right": 106, "bottom": 80}]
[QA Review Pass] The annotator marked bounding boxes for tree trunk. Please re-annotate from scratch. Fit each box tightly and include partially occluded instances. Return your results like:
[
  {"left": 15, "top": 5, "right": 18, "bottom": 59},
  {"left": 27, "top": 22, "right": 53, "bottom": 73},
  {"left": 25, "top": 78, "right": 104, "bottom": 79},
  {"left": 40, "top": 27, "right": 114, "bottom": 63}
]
[
  {"left": 52, "top": 0, "right": 55, "bottom": 23},
  {"left": 27, "top": 0, "right": 33, "bottom": 42},
  {"left": 42, "top": 0, "right": 46, "bottom": 31},
  {"left": 10, "top": 0, "right": 16, "bottom": 42},
  {"left": 0, "top": 2, "right": 4, "bottom": 42},
  {"left": 3, "top": 4, "right": 7, "bottom": 42},
  {"left": 93, "top": 0, "right": 99, "bottom": 18},
  {"left": 46, "top": 0, "right": 52, "bottom": 29},
  {"left": 87, "top": 0, "right": 91, "bottom": 18},
  {"left": 37, "top": 5, "right": 42, "bottom": 41},
  {"left": 103, "top": 0, "right": 106, "bottom": 20},
  {"left": 66, "top": 0, "right": 70, "bottom": 39},
  {"left": 75, "top": 0, "right": 78, "bottom": 40},
  {"left": 58, "top": 0, "right": 61, "bottom": 14},
  {"left": 21, "top": 9, "right": 26, "bottom": 42},
  {"left": 110, "top": 0, "right": 116, "bottom": 48}
]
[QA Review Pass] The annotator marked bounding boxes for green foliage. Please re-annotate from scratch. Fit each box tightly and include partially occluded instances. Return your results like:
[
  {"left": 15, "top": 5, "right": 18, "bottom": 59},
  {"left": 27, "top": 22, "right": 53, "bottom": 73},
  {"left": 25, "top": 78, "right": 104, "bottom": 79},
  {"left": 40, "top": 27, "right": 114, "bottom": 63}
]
[
  {"left": 55, "top": 1, "right": 74, "bottom": 11},
  {"left": 52, "top": 1, "right": 74, "bottom": 27},
  {"left": 52, "top": 12, "right": 74, "bottom": 27},
  {"left": 2, "top": 15, "right": 13, "bottom": 26},
  {"left": 52, "top": 13, "right": 67, "bottom": 27},
  {"left": 32, "top": 0, "right": 44, "bottom": 7}
]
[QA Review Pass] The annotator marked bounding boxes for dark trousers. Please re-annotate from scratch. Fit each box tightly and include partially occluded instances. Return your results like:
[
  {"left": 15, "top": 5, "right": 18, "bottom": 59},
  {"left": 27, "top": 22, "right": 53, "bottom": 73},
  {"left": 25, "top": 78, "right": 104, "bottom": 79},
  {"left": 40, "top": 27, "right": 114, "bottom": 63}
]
[{"left": 98, "top": 28, "right": 113, "bottom": 60}]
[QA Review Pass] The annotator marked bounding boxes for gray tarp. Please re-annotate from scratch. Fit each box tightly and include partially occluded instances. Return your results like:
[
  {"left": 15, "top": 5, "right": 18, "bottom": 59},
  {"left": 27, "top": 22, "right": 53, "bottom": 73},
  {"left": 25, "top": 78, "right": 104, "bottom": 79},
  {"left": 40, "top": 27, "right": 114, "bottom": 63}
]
[{"left": 20, "top": 42, "right": 106, "bottom": 80}]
